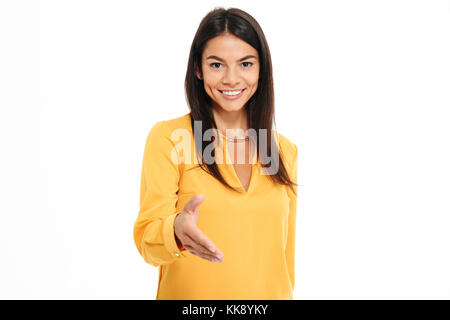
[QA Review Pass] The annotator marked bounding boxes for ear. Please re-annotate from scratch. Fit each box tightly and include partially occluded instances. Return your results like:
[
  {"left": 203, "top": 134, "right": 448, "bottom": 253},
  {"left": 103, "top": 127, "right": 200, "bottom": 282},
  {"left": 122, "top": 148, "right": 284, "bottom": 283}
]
[{"left": 195, "top": 64, "right": 203, "bottom": 80}]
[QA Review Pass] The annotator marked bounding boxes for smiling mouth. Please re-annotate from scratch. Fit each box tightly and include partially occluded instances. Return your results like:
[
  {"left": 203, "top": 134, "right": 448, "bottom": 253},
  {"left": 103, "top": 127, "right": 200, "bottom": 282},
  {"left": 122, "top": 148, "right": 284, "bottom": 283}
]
[{"left": 218, "top": 88, "right": 246, "bottom": 95}]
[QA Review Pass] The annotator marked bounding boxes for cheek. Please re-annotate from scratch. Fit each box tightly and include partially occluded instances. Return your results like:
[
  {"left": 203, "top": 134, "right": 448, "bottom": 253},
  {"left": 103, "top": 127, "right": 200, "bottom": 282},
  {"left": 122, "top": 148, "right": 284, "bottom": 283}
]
[
  {"left": 247, "top": 70, "right": 260, "bottom": 85},
  {"left": 248, "top": 77, "right": 259, "bottom": 89},
  {"left": 203, "top": 73, "right": 220, "bottom": 88},
  {"left": 205, "top": 81, "right": 219, "bottom": 92}
]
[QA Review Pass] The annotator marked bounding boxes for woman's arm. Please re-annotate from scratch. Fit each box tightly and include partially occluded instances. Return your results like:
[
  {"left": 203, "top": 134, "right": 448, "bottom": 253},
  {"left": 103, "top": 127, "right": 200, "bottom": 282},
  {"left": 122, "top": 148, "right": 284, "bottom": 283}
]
[{"left": 133, "top": 120, "right": 187, "bottom": 267}]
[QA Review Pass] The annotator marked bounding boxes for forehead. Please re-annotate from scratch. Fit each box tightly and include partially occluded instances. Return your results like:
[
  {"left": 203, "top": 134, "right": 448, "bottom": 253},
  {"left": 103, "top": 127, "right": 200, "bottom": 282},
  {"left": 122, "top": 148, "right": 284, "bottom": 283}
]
[{"left": 202, "top": 33, "right": 258, "bottom": 59}]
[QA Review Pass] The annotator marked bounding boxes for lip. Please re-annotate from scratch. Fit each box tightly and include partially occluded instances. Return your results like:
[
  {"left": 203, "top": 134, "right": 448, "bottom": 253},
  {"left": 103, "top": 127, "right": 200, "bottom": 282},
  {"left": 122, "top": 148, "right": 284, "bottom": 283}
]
[{"left": 218, "top": 88, "right": 246, "bottom": 100}]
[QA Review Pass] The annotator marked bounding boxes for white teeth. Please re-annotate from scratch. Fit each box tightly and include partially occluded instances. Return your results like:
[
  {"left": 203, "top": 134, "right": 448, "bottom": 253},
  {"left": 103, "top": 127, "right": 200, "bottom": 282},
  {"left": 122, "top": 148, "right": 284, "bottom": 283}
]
[{"left": 221, "top": 89, "right": 243, "bottom": 96}]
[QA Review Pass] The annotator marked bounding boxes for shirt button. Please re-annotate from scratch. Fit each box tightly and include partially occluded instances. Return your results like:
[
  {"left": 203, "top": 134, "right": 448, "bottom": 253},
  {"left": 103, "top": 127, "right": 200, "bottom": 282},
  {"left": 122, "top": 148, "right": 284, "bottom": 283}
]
[{"left": 175, "top": 253, "right": 180, "bottom": 257}]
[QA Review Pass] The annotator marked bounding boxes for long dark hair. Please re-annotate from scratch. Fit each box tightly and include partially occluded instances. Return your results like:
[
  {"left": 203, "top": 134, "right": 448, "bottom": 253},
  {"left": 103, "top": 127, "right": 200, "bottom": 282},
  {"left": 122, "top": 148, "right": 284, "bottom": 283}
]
[{"left": 184, "top": 7, "right": 297, "bottom": 196}]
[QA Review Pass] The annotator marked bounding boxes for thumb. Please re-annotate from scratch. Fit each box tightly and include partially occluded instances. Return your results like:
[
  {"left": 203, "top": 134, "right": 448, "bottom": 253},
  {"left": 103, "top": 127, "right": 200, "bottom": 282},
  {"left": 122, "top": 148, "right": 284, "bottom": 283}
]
[{"left": 183, "top": 194, "right": 205, "bottom": 214}]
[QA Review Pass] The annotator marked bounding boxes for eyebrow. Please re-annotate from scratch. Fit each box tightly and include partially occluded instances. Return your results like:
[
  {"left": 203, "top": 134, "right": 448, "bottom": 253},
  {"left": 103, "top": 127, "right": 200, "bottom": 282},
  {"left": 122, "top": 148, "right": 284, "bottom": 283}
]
[{"left": 206, "top": 55, "right": 257, "bottom": 62}]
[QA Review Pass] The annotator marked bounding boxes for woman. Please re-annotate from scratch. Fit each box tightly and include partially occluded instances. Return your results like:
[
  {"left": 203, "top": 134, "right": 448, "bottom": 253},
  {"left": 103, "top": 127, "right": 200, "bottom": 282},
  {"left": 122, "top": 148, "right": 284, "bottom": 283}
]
[{"left": 133, "top": 7, "right": 298, "bottom": 300}]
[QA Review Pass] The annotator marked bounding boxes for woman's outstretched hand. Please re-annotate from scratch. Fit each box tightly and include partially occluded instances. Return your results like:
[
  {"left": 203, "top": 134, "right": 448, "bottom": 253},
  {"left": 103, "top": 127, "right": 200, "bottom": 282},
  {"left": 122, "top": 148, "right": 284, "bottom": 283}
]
[{"left": 174, "top": 194, "right": 224, "bottom": 263}]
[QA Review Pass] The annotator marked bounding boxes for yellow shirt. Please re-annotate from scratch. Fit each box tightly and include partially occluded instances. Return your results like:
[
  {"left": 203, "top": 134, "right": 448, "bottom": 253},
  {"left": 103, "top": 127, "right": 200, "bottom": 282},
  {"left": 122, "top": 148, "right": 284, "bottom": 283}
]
[{"left": 133, "top": 112, "right": 298, "bottom": 300}]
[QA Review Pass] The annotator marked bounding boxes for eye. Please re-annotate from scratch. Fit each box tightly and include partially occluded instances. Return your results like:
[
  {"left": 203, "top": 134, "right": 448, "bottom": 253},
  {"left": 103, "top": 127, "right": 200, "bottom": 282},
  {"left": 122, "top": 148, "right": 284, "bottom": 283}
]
[
  {"left": 209, "top": 62, "right": 254, "bottom": 69},
  {"left": 210, "top": 62, "right": 222, "bottom": 69}
]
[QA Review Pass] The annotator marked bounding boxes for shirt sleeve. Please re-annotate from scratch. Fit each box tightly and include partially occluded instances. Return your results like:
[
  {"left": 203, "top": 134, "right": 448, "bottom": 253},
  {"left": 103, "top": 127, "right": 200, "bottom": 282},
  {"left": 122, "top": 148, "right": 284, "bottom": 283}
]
[
  {"left": 285, "top": 143, "right": 298, "bottom": 291},
  {"left": 133, "top": 120, "right": 188, "bottom": 267}
]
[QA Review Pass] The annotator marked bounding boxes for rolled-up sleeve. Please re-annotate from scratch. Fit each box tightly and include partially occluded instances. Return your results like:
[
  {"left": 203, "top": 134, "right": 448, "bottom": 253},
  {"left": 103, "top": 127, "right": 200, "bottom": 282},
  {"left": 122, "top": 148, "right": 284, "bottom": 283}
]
[{"left": 133, "top": 120, "right": 187, "bottom": 267}]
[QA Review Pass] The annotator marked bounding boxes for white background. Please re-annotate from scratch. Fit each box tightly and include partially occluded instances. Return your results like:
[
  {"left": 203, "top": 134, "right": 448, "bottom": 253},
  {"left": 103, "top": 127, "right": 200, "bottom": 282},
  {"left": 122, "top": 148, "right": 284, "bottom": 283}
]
[{"left": 1, "top": 0, "right": 449, "bottom": 299}]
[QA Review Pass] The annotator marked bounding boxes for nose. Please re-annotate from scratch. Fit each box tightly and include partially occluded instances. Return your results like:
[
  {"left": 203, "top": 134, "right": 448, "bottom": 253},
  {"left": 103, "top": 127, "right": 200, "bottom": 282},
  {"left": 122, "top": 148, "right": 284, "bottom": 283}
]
[{"left": 222, "top": 66, "right": 240, "bottom": 87}]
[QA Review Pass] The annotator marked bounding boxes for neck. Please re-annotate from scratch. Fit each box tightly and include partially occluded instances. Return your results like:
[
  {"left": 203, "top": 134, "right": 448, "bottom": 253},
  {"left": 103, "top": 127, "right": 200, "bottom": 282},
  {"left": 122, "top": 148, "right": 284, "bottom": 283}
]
[{"left": 212, "top": 106, "right": 248, "bottom": 138}]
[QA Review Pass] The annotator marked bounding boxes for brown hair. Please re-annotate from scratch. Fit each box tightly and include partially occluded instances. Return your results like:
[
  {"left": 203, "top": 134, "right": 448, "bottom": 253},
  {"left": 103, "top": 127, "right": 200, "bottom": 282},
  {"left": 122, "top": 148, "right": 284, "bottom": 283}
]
[{"left": 184, "top": 7, "right": 297, "bottom": 196}]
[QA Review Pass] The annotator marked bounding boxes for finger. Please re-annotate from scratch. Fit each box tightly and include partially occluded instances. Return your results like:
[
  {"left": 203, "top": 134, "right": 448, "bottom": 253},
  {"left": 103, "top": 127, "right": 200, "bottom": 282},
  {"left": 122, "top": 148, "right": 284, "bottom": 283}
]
[
  {"left": 184, "top": 245, "right": 221, "bottom": 263},
  {"left": 183, "top": 234, "right": 222, "bottom": 260},
  {"left": 179, "top": 231, "right": 224, "bottom": 261},
  {"left": 186, "top": 225, "right": 218, "bottom": 253},
  {"left": 183, "top": 194, "right": 205, "bottom": 214}
]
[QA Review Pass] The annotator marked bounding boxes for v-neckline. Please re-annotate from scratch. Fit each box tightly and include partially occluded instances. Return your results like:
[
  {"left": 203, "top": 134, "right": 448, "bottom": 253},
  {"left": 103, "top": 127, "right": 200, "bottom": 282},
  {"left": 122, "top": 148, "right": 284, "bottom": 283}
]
[{"left": 218, "top": 131, "right": 258, "bottom": 194}]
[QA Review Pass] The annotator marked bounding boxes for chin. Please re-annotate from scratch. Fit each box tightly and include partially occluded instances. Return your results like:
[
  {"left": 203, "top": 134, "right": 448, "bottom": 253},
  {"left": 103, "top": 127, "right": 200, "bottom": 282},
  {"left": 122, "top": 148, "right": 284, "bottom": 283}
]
[{"left": 216, "top": 104, "right": 246, "bottom": 112}]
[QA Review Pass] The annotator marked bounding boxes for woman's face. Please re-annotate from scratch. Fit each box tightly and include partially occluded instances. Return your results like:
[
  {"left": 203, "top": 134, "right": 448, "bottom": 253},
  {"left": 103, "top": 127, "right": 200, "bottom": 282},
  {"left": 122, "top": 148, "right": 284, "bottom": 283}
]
[{"left": 197, "top": 32, "right": 260, "bottom": 113}]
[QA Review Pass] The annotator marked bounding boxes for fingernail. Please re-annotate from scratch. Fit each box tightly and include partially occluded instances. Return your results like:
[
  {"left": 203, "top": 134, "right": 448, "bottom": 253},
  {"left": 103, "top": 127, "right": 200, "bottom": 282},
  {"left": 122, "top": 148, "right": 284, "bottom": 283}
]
[{"left": 209, "top": 247, "right": 216, "bottom": 253}]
